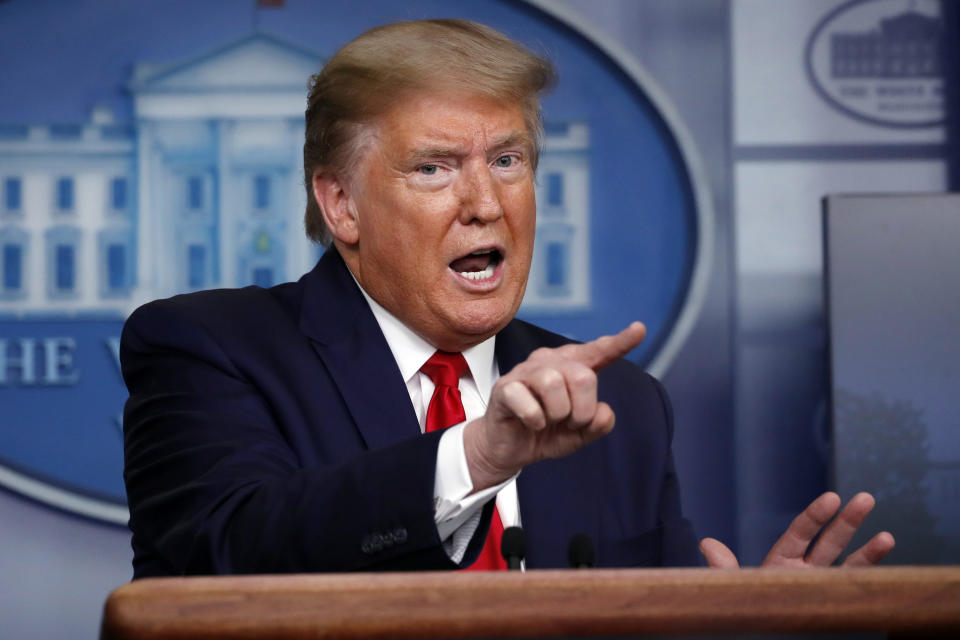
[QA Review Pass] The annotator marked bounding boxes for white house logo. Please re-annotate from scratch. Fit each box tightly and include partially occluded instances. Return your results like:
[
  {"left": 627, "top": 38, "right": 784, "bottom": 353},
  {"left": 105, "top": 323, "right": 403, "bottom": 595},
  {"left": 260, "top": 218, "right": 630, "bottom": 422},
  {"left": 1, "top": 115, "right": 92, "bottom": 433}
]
[
  {"left": 805, "top": 0, "right": 944, "bottom": 128},
  {"left": 0, "top": 1, "right": 710, "bottom": 524}
]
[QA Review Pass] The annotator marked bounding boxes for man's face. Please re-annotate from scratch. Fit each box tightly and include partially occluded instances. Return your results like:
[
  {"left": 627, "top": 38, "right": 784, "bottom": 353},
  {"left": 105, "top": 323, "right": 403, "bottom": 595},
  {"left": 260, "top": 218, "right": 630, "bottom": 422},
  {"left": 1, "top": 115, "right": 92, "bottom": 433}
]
[{"left": 342, "top": 91, "right": 536, "bottom": 352}]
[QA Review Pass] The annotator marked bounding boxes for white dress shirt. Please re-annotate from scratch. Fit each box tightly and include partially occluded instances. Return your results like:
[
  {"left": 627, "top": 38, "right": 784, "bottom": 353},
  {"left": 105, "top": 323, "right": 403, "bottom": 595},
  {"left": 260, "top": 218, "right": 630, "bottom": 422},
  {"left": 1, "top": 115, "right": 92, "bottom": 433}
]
[{"left": 357, "top": 286, "right": 521, "bottom": 563}]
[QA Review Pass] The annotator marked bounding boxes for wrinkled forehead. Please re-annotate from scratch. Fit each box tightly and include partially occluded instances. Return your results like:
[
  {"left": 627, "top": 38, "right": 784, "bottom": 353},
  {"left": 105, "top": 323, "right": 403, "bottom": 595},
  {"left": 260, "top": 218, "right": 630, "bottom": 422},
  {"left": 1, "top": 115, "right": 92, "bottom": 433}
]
[{"left": 365, "top": 90, "right": 534, "bottom": 157}]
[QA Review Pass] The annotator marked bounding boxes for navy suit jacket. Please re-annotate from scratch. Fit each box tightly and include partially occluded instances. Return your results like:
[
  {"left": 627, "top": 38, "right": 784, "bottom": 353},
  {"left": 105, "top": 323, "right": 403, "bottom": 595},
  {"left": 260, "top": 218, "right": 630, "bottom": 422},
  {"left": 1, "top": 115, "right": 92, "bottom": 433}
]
[{"left": 121, "top": 249, "right": 699, "bottom": 578}]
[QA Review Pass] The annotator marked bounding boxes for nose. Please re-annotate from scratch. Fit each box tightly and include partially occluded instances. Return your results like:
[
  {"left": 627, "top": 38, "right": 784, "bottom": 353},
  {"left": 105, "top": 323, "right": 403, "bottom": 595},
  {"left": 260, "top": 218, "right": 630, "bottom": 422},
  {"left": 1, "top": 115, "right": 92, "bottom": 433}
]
[{"left": 458, "top": 161, "right": 503, "bottom": 225}]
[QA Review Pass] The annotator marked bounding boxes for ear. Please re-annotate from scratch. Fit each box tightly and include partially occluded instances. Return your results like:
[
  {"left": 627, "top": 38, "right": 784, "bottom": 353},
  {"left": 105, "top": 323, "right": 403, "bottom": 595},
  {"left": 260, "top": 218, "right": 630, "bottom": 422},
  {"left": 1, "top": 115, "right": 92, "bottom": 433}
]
[{"left": 312, "top": 169, "right": 360, "bottom": 245}]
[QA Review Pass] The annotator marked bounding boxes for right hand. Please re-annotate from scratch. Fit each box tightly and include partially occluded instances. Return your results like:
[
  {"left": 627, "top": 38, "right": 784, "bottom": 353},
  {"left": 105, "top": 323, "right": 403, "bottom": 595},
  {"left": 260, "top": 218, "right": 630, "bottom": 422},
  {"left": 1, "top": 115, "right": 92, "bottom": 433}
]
[{"left": 463, "top": 322, "right": 646, "bottom": 491}]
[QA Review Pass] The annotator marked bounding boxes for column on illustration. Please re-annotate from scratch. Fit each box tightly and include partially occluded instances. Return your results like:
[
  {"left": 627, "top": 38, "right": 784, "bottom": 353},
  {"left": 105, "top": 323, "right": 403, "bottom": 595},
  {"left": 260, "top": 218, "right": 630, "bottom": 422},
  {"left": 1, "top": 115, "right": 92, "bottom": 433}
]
[{"left": 523, "top": 121, "right": 591, "bottom": 313}]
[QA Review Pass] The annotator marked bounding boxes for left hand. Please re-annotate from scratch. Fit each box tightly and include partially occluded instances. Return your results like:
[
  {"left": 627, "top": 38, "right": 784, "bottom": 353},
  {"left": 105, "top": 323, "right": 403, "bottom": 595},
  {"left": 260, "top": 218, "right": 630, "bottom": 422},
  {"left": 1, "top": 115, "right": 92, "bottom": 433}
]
[{"left": 700, "top": 491, "right": 895, "bottom": 568}]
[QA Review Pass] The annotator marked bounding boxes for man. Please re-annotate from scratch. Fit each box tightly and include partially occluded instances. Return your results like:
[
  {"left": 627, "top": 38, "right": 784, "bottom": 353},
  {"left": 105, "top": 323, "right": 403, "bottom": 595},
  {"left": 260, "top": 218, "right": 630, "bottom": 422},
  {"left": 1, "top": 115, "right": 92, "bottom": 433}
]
[{"left": 121, "top": 19, "right": 893, "bottom": 577}]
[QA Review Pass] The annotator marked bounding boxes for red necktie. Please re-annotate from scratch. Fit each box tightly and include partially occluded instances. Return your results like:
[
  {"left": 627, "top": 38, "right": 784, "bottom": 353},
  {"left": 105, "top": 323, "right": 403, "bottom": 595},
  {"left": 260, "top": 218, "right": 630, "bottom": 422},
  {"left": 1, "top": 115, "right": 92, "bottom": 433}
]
[{"left": 421, "top": 351, "right": 507, "bottom": 571}]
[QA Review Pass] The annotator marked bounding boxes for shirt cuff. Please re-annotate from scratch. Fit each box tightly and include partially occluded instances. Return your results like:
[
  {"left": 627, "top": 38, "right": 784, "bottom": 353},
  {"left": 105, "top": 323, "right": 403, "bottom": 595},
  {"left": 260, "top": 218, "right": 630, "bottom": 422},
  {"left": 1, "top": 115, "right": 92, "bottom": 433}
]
[{"left": 433, "top": 422, "right": 515, "bottom": 563}]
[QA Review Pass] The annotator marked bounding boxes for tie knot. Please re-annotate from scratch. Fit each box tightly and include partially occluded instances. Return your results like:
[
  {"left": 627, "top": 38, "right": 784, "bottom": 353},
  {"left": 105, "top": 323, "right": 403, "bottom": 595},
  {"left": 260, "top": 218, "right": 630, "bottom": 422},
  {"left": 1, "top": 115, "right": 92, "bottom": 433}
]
[{"left": 421, "top": 351, "right": 468, "bottom": 389}]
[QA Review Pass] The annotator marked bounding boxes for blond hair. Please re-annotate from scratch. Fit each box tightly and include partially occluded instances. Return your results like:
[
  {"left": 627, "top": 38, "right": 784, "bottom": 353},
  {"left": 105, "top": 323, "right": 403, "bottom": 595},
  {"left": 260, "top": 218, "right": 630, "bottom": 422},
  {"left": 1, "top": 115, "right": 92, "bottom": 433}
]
[{"left": 302, "top": 19, "right": 556, "bottom": 245}]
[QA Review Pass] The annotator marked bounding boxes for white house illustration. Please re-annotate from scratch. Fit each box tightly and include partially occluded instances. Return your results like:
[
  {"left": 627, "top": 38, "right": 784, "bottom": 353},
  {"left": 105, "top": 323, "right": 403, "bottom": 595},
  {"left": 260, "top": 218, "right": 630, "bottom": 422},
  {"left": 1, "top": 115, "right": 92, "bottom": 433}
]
[
  {"left": 0, "top": 33, "right": 590, "bottom": 317},
  {"left": 526, "top": 121, "right": 590, "bottom": 311}
]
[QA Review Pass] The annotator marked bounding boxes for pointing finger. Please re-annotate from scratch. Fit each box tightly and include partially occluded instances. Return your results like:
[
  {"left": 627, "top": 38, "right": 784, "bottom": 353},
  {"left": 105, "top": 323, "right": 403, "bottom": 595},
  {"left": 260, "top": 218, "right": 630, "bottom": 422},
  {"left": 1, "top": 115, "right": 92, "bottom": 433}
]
[{"left": 565, "top": 322, "right": 646, "bottom": 372}]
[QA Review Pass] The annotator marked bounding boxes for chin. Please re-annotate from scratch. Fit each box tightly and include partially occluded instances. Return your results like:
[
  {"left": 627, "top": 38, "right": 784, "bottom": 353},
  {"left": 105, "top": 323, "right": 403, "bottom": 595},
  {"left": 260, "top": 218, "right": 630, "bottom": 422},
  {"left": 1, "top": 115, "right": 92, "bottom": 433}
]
[{"left": 443, "top": 300, "right": 518, "bottom": 348}]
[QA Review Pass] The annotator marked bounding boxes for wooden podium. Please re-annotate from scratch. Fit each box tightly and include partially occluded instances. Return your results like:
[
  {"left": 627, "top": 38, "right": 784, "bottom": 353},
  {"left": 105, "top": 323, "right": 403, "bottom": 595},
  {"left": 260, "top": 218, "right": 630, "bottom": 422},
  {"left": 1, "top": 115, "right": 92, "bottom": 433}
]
[{"left": 101, "top": 567, "right": 960, "bottom": 639}]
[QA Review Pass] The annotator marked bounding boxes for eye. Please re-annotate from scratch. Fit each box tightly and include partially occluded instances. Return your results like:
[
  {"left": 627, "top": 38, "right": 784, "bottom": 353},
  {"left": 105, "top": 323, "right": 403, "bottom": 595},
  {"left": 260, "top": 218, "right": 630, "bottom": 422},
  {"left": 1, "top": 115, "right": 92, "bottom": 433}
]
[
  {"left": 494, "top": 155, "right": 516, "bottom": 168},
  {"left": 418, "top": 164, "right": 439, "bottom": 175}
]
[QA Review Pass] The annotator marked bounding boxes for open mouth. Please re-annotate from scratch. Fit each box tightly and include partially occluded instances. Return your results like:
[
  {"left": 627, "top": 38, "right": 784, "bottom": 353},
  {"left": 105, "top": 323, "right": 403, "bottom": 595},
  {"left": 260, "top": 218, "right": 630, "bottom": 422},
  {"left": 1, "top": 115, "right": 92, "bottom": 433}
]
[{"left": 449, "top": 248, "right": 503, "bottom": 281}]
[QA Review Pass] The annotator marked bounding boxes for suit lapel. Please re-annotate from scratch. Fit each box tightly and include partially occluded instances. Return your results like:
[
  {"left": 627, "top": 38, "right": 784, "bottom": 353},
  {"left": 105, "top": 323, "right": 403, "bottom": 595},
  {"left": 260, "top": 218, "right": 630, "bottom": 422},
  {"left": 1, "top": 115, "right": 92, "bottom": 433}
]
[
  {"left": 497, "top": 320, "right": 603, "bottom": 568},
  {"left": 299, "top": 249, "right": 422, "bottom": 451}
]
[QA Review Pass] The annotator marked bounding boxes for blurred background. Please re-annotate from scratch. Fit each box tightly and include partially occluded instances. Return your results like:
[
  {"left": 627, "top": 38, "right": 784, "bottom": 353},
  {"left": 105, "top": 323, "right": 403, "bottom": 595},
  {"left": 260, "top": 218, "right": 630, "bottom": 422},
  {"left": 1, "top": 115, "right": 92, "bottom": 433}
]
[{"left": 0, "top": 1, "right": 957, "bottom": 637}]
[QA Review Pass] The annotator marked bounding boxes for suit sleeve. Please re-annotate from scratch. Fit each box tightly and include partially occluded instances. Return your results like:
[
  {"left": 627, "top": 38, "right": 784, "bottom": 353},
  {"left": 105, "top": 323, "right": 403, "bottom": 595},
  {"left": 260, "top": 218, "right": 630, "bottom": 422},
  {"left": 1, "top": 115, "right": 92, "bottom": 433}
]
[
  {"left": 650, "top": 376, "right": 702, "bottom": 567},
  {"left": 594, "top": 363, "right": 701, "bottom": 568},
  {"left": 121, "top": 298, "right": 489, "bottom": 577}
]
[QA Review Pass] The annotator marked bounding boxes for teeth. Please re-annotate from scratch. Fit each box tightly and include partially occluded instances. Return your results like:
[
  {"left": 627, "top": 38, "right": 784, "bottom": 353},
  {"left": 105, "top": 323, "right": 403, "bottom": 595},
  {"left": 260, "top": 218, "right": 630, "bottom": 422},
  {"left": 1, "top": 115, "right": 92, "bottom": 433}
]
[
  {"left": 470, "top": 249, "right": 494, "bottom": 256},
  {"left": 458, "top": 265, "right": 495, "bottom": 280}
]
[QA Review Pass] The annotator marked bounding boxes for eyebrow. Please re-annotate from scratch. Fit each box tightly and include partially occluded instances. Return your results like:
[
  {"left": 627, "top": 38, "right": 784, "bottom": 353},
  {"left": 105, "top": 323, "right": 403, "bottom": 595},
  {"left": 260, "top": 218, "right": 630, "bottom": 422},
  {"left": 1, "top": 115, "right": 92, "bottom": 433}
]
[
  {"left": 407, "top": 131, "right": 534, "bottom": 163},
  {"left": 486, "top": 131, "right": 534, "bottom": 155},
  {"left": 408, "top": 145, "right": 464, "bottom": 163}
]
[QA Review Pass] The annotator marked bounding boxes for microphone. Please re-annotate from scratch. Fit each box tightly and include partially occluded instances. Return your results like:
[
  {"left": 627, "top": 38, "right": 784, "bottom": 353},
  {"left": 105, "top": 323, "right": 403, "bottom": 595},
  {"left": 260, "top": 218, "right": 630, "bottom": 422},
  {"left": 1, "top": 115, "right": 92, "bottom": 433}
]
[
  {"left": 500, "top": 526, "right": 526, "bottom": 570},
  {"left": 567, "top": 533, "right": 595, "bottom": 569}
]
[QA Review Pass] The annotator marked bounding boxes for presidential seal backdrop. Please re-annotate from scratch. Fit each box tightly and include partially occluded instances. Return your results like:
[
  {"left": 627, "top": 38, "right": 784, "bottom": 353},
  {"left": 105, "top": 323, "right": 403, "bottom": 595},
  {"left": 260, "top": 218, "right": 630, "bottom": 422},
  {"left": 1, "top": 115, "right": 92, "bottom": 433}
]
[{"left": 0, "top": 0, "right": 711, "bottom": 524}]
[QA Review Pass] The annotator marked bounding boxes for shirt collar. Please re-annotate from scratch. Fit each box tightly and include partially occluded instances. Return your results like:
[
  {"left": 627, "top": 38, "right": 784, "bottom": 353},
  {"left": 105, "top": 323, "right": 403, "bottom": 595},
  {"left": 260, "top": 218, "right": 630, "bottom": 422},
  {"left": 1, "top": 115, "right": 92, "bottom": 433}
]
[{"left": 354, "top": 278, "right": 497, "bottom": 398}]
